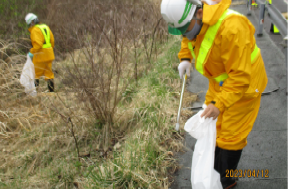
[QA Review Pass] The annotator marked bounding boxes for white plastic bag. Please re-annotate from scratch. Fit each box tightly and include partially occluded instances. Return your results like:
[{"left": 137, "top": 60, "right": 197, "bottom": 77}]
[
  {"left": 184, "top": 105, "right": 222, "bottom": 189},
  {"left": 20, "top": 54, "right": 37, "bottom": 97}
]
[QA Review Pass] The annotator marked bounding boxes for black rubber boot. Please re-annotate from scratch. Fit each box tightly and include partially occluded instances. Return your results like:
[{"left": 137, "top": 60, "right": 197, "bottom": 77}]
[
  {"left": 214, "top": 147, "right": 242, "bottom": 189},
  {"left": 47, "top": 79, "right": 54, "bottom": 92},
  {"left": 35, "top": 79, "right": 39, "bottom": 88}
]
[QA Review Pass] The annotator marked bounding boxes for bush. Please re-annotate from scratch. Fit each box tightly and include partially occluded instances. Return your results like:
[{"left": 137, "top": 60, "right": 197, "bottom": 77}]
[{"left": 0, "top": 0, "right": 46, "bottom": 37}]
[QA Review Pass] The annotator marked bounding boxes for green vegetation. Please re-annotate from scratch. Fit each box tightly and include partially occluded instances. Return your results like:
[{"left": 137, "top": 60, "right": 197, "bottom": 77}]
[{"left": 0, "top": 0, "right": 44, "bottom": 37}]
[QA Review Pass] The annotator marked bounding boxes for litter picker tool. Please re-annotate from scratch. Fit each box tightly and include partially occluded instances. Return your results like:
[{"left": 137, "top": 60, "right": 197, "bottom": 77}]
[{"left": 175, "top": 74, "right": 187, "bottom": 131}]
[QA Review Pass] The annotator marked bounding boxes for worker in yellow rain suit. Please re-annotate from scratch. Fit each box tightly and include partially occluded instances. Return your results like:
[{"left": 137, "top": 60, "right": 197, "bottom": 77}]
[
  {"left": 25, "top": 13, "right": 55, "bottom": 92},
  {"left": 161, "top": 0, "right": 267, "bottom": 188}
]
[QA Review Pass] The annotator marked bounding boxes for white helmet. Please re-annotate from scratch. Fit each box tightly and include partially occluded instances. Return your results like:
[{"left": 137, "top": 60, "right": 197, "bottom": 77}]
[
  {"left": 25, "top": 13, "right": 38, "bottom": 25},
  {"left": 161, "top": 0, "right": 202, "bottom": 35}
]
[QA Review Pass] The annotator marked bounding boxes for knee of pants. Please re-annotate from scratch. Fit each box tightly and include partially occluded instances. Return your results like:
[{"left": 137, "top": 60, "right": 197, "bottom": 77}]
[
  {"left": 214, "top": 147, "right": 243, "bottom": 178},
  {"left": 44, "top": 61, "right": 54, "bottom": 80},
  {"left": 34, "top": 65, "right": 45, "bottom": 78}
]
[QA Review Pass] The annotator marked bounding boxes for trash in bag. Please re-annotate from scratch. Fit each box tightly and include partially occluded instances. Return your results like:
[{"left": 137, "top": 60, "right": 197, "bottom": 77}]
[
  {"left": 20, "top": 54, "right": 37, "bottom": 97},
  {"left": 184, "top": 104, "right": 222, "bottom": 189}
]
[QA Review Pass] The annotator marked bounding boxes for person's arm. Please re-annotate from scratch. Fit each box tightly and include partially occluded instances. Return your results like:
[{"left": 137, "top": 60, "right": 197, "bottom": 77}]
[
  {"left": 213, "top": 16, "right": 254, "bottom": 113},
  {"left": 30, "top": 28, "right": 44, "bottom": 54},
  {"left": 178, "top": 36, "right": 193, "bottom": 63},
  {"left": 204, "top": 81, "right": 214, "bottom": 105},
  {"left": 177, "top": 36, "right": 195, "bottom": 79}
]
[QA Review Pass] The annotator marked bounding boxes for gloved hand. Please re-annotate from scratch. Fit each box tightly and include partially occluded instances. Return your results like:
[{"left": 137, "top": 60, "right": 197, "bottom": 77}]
[
  {"left": 178, "top": 60, "right": 191, "bottom": 79},
  {"left": 28, "top": 52, "right": 33, "bottom": 58}
]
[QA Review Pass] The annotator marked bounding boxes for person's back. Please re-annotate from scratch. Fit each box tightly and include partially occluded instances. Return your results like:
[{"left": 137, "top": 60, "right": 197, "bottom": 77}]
[
  {"left": 29, "top": 23, "right": 55, "bottom": 64},
  {"left": 178, "top": 0, "right": 267, "bottom": 114}
]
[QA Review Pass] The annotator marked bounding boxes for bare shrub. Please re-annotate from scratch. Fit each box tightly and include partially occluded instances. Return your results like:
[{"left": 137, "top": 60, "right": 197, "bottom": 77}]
[
  {"left": 47, "top": 0, "right": 168, "bottom": 151},
  {"left": 0, "top": 0, "right": 190, "bottom": 188},
  {"left": 0, "top": 0, "right": 48, "bottom": 38}
]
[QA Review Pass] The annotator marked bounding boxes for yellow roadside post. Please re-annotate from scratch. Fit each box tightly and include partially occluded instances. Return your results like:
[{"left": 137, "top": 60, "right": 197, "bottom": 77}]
[
  {"left": 252, "top": 0, "right": 258, "bottom": 7},
  {"left": 267, "top": 0, "right": 280, "bottom": 34}
]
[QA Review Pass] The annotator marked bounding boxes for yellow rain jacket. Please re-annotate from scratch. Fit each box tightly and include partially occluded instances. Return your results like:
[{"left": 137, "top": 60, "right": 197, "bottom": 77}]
[
  {"left": 29, "top": 24, "right": 55, "bottom": 79},
  {"left": 179, "top": 0, "right": 268, "bottom": 150},
  {"left": 29, "top": 24, "right": 55, "bottom": 63}
]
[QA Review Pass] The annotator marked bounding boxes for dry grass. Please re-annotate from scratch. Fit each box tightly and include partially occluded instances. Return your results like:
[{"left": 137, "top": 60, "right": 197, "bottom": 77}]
[
  {"left": 0, "top": 0, "right": 197, "bottom": 188},
  {"left": 0, "top": 33, "right": 197, "bottom": 188}
]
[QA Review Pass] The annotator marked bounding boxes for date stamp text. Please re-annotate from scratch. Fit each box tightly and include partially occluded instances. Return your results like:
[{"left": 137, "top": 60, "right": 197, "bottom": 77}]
[{"left": 226, "top": 169, "right": 269, "bottom": 178}]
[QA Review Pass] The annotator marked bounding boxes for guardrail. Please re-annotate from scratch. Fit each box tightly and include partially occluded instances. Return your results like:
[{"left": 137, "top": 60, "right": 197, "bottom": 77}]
[
  {"left": 246, "top": 0, "right": 288, "bottom": 96},
  {"left": 247, "top": 0, "right": 288, "bottom": 37}
]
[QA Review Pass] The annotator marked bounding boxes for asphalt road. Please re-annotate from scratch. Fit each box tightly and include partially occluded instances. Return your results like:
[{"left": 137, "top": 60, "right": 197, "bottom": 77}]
[{"left": 251, "top": 0, "right": 287, "bottom": 53}]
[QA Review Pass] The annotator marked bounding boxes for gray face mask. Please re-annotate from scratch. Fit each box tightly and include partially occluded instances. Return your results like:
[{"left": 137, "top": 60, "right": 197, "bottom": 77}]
[{"left": 184, "top": 21, "right": 203, "bottom": 40}]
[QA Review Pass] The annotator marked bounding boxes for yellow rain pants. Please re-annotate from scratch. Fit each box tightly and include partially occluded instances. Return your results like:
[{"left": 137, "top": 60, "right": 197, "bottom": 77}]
[{"left": 34, "top": 60, "right": 54, "bottom": 80}]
